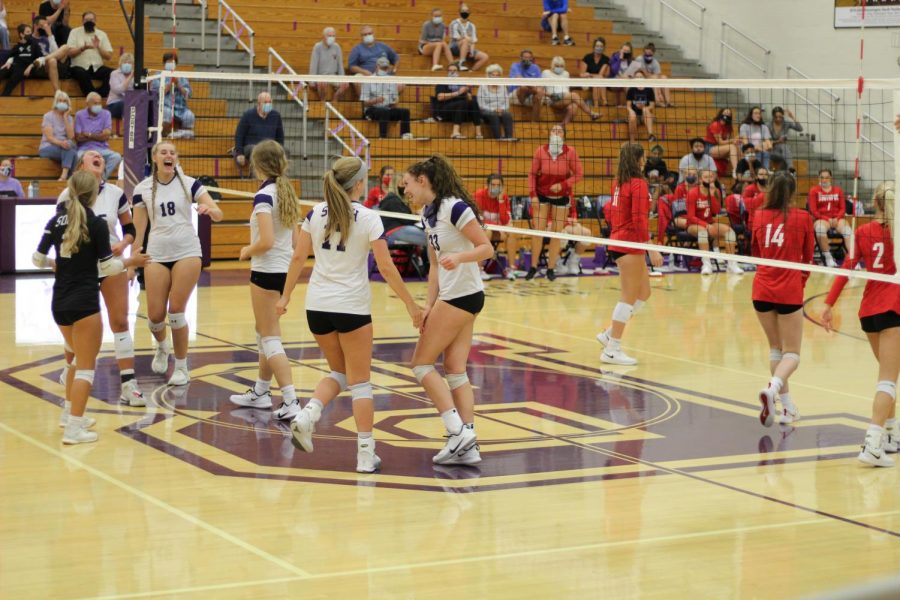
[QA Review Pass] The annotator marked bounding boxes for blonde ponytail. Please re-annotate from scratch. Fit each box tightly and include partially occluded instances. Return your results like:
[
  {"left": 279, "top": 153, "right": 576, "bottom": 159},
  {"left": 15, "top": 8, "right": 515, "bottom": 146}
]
[
  {"left": 61, "top": 171, "right": 98, "bottom": 256},
  {"left": 322, "top": 156, "right": 364, "bottom": 244},
  {"left": 250, "top": 140, "right": 301, "bottom": 227},
  {"left": 873, "top": 181, "right": 895, "bottom": 235}
]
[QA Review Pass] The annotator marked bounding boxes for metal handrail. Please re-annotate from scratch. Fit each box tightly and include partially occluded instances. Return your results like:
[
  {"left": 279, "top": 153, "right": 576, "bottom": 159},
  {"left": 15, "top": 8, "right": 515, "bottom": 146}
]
[
  {"left": 719, "top": 21, "right": 771, "bottom": 77},
  {"left": 217, "top": 0, "right": 255, "bottom": 99},
  {"left": 785, "top": 65, "right": 838, "bottom": 122},
  {"left": 198, "top": 0, "right": 207, "bottom": 51},
  {"left": 863, "top": 112, "right": 894, "bottom": 136},
  {"left": 267, "top": 48, "right": 309, "bottom": 159},
  {"left": 786, "top": 65, "right": 840, "bottom": 101},
  {"left": 657, "top": 0, "right": 705, "bottom": 60},
  {"left": 324, "top": 102, "right": 370, "bottom": 195}
]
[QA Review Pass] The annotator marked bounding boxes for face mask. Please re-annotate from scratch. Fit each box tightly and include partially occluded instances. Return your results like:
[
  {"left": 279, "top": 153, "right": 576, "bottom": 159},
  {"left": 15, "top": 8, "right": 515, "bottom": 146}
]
[
  {"left": 701, "top": 181, "right": 711, "bottom": 188},
  {"left": 164, "top": 61, "right": 176, "bottom": 71},
  {"left": 489, "top": 186, "right": 502, "bottom": 197},
  {"left": 397, "top": 186, "right": 406, "bottom": 196},
  {"left": 460, "top": 11, "right": 470, "bottom": 19},
  {"left": 89, "top": 104, "right": 102, "bottom": 115},
  {"left": 325, "top": 35, "right": 336, "bottom": 46},
  {"left": 644, "top": 54, "right": 654, "bottom": 63},
  {"left": 55, "top": 101, "right": 68, "bottom": 111},
  {"left": 549, "top": 134, "right": 564, "bottom": 153},
  {"left": 448, "top": 71, "right": 458, "bottom": 77},
  {"left": 722, "top": 115, "right": 732, "bottom": 124},
  {"left": 376, "top": 68, "right": 389, "bottom": 76},
  {"left": 820, "top": 180, "right": 832, "bottom": 188},
  {"left": 52, "top": 0, "right": 61, "bottom": 5},
  {"left": 692, "top": 150, "right": 705, "bottom": 160},
  {"left": 552, "top": 67, "right": 564, "bottom": 75},
  {"left": 121, "top": 63, "right": 133, "bottom": 74},
  {"left": 757, "top": 178, "right": 768, "bottom": 186},
  {"left": 623, "top": 51, "right": 632, "bottom": 59},
  {"left": 432, "top": 16, "right": 443, "bottom": 24},
  {"left": 521, "top": 59, "right": 532, "bottom": 68},
  {"left": 84, "top": 21, "right": 96, "bottom": 33},
  {"left": 24, "top": 34, "right": 33, "bottom": 42},
  {"left": 37, "top": 29, "right": 48, "bottom": 37},
  {"left": 685, "top": 175, "right": 697, "bottom": 185},
  {"left": 0, "top": 166, "right": 10, "bottom": 177},
  {"left": 362, "top": 34, "right": 375, "bottom": 44},
  {"left": 261, "top": 102, "right": 273, "bottom": 114},
  {"left": 382, "top": 175, "right": 392, "bottom": 186},
  {"left": 746, "top": 153, "right": 756, "bottom": 161},
  {"left": 594, "top": 45, "right": 604, "bottom": 53}
]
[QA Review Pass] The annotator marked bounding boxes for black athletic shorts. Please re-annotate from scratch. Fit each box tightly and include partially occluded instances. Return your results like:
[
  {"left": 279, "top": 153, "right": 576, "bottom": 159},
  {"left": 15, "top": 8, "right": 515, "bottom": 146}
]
[
  {"left": 860, "top": 311, "right": 900, "bottom": 333},
  {"left": 53, "top": 308, "right": 99, "bottom": 327},
  {"left": 157, "top": 260, "right": 178, "bottom": 271},
  {"left": 250, "top": 271, "right": 287, "bottom": 293},
  {"left": 753, "top": 300, "right": 803, "bottom": 315},
  {"left": 607, "top": 250, "right": 627, "bottom": 262},
  {"left": 306, "top": 310, "right": 372, "bottom": 335},
  {"left": 537, "top": 195, "right": 570, "bottom": 208},
  {"left": 444, "top": 291, "right": 485, "bottom": 315}
]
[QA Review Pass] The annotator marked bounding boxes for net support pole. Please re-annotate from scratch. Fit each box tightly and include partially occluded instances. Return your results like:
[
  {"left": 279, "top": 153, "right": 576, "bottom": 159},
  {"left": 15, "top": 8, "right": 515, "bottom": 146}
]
[
  {"left": 134, "top": 0, "right": 145, "bottom": 82},
  {"left": 894, "top": 90, "right": 900, "bottom": 269}
]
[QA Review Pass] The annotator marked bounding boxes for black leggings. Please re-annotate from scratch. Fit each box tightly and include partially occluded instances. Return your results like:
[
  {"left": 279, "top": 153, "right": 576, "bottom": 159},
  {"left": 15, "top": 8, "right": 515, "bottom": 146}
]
[
  {"left": 480, "top": 110, "right": 514, "bottom": 138},
  {"left": 436, "top": 97, "right": 482, "bottom": 126},
  {"left": 364, "top": 106, "right": 411, "bottom": 138}
]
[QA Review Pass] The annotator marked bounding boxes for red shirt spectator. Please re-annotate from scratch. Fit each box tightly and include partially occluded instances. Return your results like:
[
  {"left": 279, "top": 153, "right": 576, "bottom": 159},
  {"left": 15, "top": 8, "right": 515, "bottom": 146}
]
[
  {"left": 364, "top": 186, "right": 385, "bottom": 208},
  {"left": 826, "top": 221, "right": 899, "bottom": 319},
  {"left": 608, "top": 178, "right": 650, "bottom": 254},
  {"left": 474, "top": 187, "right": 511, "bottom": 225},
  {"left": 704, "top": 119, "right": 733, "bottom": 146},
  {"left": 528, "top": 143, "right": 583, "bottom": 199},
  {"left": 686, "top": 186, "right": 721, "bottom": 227},
  {"left": 751, "top": 207, "right": 814, "bottom": 305},
  {"left": 808, "top": 184, "right": 846, "bottom": 221},
  {"left": 741, "top": 182, "right": 760, "bottom": 200}
]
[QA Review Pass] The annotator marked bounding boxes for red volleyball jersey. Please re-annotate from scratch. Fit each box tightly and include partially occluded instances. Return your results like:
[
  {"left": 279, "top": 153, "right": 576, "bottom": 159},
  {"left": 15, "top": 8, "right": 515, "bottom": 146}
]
[
  {"left": 744, "top": 193, "right": 764, "bottom": 232},
  {"left": 608, "top": 178, "right": 651, "bottom": 254},
  {"left": 751, "top": 208, "right": 815, "bottom": 304},
  {"left": 686, "top": 186, "right": 721, "bottom": 227},
  {"left": 807, "top": 185, "right": 846, "bottom": 221},
  {"left": 825, "top": 221, "right": 900, "bottom": 318}
]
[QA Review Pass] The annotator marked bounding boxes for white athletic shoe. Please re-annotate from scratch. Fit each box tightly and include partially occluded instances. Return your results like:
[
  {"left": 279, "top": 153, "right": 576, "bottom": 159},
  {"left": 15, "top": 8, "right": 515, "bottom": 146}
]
[
  {"left": 858, "top": 430, "right": 895, "bottom": 467},
  {"left": 59, "top": 410, "right": 96, "bottom": 429},
  {"left": 290, "top": 408, "right": 316, "bottom": 452},
  {"left": 566, "top": 256, "right": 582, "bottom": 275},
  {"left": 726, "top": 261, "right": 744, "bottom": 275},
  {"left": 356, "top": 440, "right": 382, "bottom": 473},
  {"left": 825, "top": 254, "right": 838, "bottom": 268},
  {"left": 151, "top": 343, "right": 171, "bottom": 374},
  {"left": 437, "top": 443, "right": 482, "bottom": 466},
  {"left": 884, "top": 423, "right": 900, "bottom": 453},
  {"left": 62, "top": 417, "right": 98, "bottom": 445},
  {"left": 273, "top": 399, "right": 301, "bottom": 421},
  {"left": 229, "top": 388, "right": 273, "bottom": 409},
  {"left": 700, "top": 260, "right": 714, "bottom": 276},
  {"left": 601, "top": 348, "right": 638, "bottom": 366},
  {"left": 120, "top": 380, "right": 146, "bottom": 407},
  {"left": 503, "top": 267, "right": 516, "bottom": 280},
  {"left": 777, "top": 405, "right": 800, "bottom": 425},
  {"left": 433, "top": 426, "right": 477, "bottom": 464},
  {"left": 758, "top": 386, "right": 776, "bottom": 427},
  {"left": 167, "top": 365, "right": 190, "bottom": 386}
]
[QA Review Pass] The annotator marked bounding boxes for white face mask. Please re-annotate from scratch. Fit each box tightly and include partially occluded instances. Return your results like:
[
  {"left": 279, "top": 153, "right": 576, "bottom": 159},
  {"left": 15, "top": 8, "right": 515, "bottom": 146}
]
[
  {"left": 0, "top": 166, "right": 10, "bottom": 177},
  {"left": 432, "top": 16, "right": 443, "bottom": 24},
  {"left": 362, "top": 34, "right": 375, "bottom": 44},
  {"left": 549, "top": 135, "right": 564, "bottom": 154},
  {"left": 552, "top": 66, "right": 564, "bottom": 75},
  {"left": 325, "top": 35, "right": 336, "bottom": 46},
  {"left": 164, "top": 61, "right": 176, "bottom": 71}
]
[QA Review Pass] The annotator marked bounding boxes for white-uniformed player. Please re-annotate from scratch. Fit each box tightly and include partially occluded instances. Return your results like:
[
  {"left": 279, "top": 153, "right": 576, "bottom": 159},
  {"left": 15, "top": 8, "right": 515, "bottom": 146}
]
[
  {"left": 228, "top": 140, "right": 302, "bottom": 419},
  {"left": 56, "top": 150, "right": 146, "bottom": 410},
  {"left": 276, "top": 156, "right": 423, "bottom": 473},
  {"left": 131, "top": 141, "right": 223, "bottom": 385},
  {"left": 402, "top": 154, "right": 493, "bottom": 466}
]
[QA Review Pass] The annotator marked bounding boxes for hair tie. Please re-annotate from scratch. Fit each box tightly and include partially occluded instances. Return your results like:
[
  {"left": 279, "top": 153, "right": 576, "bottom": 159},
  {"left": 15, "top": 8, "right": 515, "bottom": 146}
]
[{"left": 339, "top": 158, "right": 368, "bottom": 191}]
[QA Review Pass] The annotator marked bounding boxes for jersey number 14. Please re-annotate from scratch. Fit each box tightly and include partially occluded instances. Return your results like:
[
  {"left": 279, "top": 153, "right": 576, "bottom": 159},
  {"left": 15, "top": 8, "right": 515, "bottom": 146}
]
[{"left": 764, "top": 223, "right": 785, "bottom": 248}]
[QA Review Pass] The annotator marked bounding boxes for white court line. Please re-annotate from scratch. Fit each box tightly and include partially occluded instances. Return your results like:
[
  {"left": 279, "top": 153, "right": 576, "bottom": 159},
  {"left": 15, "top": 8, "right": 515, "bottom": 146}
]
[
  {"left": 0, "top": 421, "right": 311, "bottom": 579},
  {"left": 480, "top": 315, "right": 872, "bottom": 401}
]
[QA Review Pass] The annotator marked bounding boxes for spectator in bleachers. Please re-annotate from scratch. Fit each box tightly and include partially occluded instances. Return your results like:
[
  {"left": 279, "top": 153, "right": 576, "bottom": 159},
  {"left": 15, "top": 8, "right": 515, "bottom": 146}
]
[
  {"left": 739, "top": 106, "right": 772, "bottom": 169},
  {"left": 149, "top": 52, "right": 195, "bottom": 139},
  {"left": 808, "top": 168, "right": 850, "bottom": 268},
  {"left": 477, "top": 63, "right": 515, "bottom": 140},
  {"left": 735, "top": 143, "right": 761, "bottom": 182},
  {"left": 509, "top": 49, "right": 545, "bottom": 122},
  {"left": 234, "top": 91, "right": 285, "bottom": 175},
  {"left": 625, "top": 71, "right": 655, "bottom": 143},
  {"left": 66, "top": 11, "right": 112, "bottom": 98},
  {"left": 74, "top": 91, "right": 120, "bottom": 180},
  {"left": 0, "top": 24, "right": 42, "bottom": 96},
  {"left": 0, "top": 157, "right": 24, "bottom": 197},
  {"left": 678, "top": 138, "right": 715, "bottom": 183},
  {"left": 105, "top": 53, "right": 133, "bottom": 120},
  {"left": 475, "top": 174, "right": 518, "bottom": 280},
  {"left": 768, "top": 106, "right": 802, "bottom": 169},
  {"left": 0, "top": 1, "right": 9, "bottom": 50},
  {"left": 39, "top": 90, "right": 77, "bottom": 180},
  {"left": 32, "top": 16, "right": 69, "bottom": 93},
  {"left": 607, "top": 41, "right": 634, "bottom": 107},
  {"left": 623, "top": 43, "right": 672, "bottom": 107},
  {"left": 361, "top": 56, "right": 413, "bottom": 139},
  {"left": 365, "top": 165, "right": 396, "bottom": 208},
  {"left": 644, "top": 144, "right": 672, "bottom": 187},
  {"left": 348, "top": 25, "right": 398, "bottom": 76},
  {"left": 309, "top": 27, "right": 349, "bottom": 102},
  {"left": 419, "top": 8, "right": 454, "bottom": 72},
  {"left": 542, "top": 56, "right": 599, "bottom": 127},
  {"left": 672, "top": 166, "right": 698, "bottom": 219},
  {"left": 449, "top": 4, "right": 489, "bottom": 72},
  {"left": 38, "top": 0, "right": 70, "bottom": 49},
  {"left": 704, "top": 108, "right": 739, "bottom": 179},
  {"left": 579, "top": 36, "right": 610, "bottom": 108},
  {"left": 434, "top": 63, "right": 483, "bottom": 139},
  {"left": 525, "top": 124, "right": 583, "bottom": 281},
  {"left": 542, "top": 0, "right": 575, "bottom": 46}
]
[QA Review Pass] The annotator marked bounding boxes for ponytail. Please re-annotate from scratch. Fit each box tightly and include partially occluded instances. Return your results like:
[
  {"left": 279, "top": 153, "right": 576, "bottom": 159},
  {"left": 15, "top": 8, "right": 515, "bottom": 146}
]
[
  {"left": 322, "top": 156, "right": 364, "bottom": 244},
  {"left": 61, "top": 170, "right": 98, "bottom": 256},
  {"left": 874, "top": 181, "right": 895, "bottom": 235},
  {"left": 250, "top": 140, "right": 301, "bottom": 227}
]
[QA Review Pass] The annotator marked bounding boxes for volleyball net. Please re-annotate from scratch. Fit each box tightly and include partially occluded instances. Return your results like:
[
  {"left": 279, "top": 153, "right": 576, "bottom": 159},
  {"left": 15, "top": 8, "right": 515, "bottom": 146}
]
[{"left": 143, "top": 71, "right": 900, "bottom": 283}]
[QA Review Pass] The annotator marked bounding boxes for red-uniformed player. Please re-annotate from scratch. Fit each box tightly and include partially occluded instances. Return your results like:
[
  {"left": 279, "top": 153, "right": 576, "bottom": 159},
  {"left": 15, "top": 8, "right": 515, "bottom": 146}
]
[
  {"left": 474, "top": 173, "right": 518, "bottom": 280},
  {"left": 807, "top": 168, "right": 851, "bottom": 268},
  {"left": 686, "top": 169, "right": 743, "bottom": 275}
]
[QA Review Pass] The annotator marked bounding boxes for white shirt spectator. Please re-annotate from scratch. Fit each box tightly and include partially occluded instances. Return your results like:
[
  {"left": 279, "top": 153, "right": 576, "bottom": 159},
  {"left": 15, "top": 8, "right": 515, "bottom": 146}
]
[
  {"left": 66, "top": 25, "right": 112, "bottom": 70},
  {"left": 739, "top": 122, "right": 772, "bottom": 150},
  {"left": 624, "top": 57, "right": 661, "bottom": 77},
  {"left": 541, "top": 68, "right": 571, "bottom": 96},
  {"left": 450, "top": 19, "right": 478, "bottom": 45},
  {"left": 360, "top": 78, "right": 400, "bottom": 108},
  {"left": 309, "top": 40, "right": 345, "bottom": 76},
  {"left": 477, "top": 84, "right": 509, "bottom": 112}
]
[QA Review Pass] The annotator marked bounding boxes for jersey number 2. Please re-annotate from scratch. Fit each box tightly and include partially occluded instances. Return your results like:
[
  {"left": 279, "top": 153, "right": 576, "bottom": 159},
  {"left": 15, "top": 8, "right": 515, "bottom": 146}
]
[
  {"left": 764, "top": 223, "right": 785, "bottom": 248},
  {"left": 159, "top": 201, "right": 176, "bottom": 217},
  {"left": 872, "top": 242, "right": 885, "bottom": 269}
]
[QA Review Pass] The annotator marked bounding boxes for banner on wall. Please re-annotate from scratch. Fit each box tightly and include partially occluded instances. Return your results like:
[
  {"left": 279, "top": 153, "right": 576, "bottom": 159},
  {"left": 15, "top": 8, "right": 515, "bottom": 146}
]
[{"left": 835, "top": 0, "right": 900, "bottom": 28}]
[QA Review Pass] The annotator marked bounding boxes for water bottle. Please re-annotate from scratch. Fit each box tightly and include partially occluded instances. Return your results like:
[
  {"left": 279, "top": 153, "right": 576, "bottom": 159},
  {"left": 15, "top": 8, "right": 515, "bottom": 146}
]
[
  {"left": 32, "top": 180, "right": 40, "bottom": 198},
  {"left": 27, "top": 181, "right": 35, "bottom": 198}
]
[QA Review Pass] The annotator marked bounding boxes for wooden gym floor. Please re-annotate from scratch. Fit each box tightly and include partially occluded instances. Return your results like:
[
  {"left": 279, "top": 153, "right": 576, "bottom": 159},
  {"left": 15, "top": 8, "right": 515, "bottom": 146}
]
[{"left": 0, "top": 265, "right": 898, "bottom": 599}]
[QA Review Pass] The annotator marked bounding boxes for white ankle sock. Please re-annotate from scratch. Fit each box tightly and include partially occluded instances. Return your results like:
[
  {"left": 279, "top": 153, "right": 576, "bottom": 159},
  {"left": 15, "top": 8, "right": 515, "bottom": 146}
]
[
  {"left": 64, "top": 400, "right": 72, "bottom": 416},
  {"left": 254, "top": 379, "right": 271, "bottom": 396},
  {"left": 441, "top": 408, "right": 464, "bottom": 433},
  {"left": 769, "top": 376, "right": 784, "bottom": 395},
  {"left": 779, "top": 392, "right": 795, "bottom": 412},
  {"left": 305, "top": 398, "right": 323, "bottom": 421},
  {"left": 886, "top": 418, "right": 897, "bottom": 430},
  {"left": 282, "top": 385, "right": 296, "bottom": 403},
  {"left": 607, "top": 337, "right": 622, "bottom": 351},
  {"left": 174, "top": 357, "right": 187, "bottom": 370}
]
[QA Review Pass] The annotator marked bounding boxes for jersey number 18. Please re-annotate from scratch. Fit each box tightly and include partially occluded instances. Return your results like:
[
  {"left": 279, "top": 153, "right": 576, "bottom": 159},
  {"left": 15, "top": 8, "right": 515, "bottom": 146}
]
[{"left": 160, "top": 201, "right": 176, "bottom": 217}]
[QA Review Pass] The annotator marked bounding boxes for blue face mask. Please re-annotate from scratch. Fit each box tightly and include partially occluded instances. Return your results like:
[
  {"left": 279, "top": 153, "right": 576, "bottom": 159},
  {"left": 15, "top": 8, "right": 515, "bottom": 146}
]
[
  {"left": 89, "top": 104, "right": 102, "bottom": 115},
  {"left": 164, "top": 61, "right": 176, "bottom": 71},
  {"left": 262, "top": 102, "right": 273, "bottom": 114},
  {"left": 55, "top": 102, "right": 69, "bottom": 111},
  {"left": 685, "top": 175, "right": 698, "bottom": 185},
  {"left": 376, "top": 68, "right": 390, "bottom": 76},
  {"left": 121, "top": 63, "right": 133, "bottom": 74}
]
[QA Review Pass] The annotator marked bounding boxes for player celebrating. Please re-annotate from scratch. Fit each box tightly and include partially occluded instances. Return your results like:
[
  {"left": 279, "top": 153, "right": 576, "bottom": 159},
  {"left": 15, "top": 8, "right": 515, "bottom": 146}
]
[
  {"left": 750, "top": 171, "right": 814, "bottom": 427},
  {"left": 823, "top": 182, "right": 899, "bottom": 467},
  {"left": 277, "top": 156, "right": 422, "bottom": 473},
  {"left": 596, "top": 143, "right": 662, "bottom": 365},
  {"left": 808, "top": 169, "right": 851, "bottom": 268},
  {"left": 34, "top": 171, "right": 148, "bottom": 444},
  {"left": 131, "top": 142, "right": 223, "bottom": 385},
  {"left": 403, "top": 154, "right": 493, "bottom": 466},
  {"left": 229, "top": 141, "right": 302, "bottom": 419}
]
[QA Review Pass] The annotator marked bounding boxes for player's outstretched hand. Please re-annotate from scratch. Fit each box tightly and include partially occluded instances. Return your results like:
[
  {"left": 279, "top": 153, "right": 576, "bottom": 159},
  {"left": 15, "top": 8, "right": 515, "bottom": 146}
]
[{"left": 821, "top": 305, "right": 834, "bottom": 333}]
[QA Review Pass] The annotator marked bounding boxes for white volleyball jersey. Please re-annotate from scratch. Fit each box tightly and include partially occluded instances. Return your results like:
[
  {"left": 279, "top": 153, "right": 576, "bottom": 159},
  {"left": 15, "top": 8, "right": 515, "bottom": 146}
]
[
  {"left": 132, "top": 174, "right": 207, "bottom": 262},
  {"left": 302, "top": 201, "right": 384, "bottom": 315},
  {"left": 251, "top": 180, "right": 295, "bottom": 273},
  {"left": 421, "top": 197, "right": 483, "bottom": 301},
  {"left": 57, "top": 182, "right": 129, "bottom": 245}
]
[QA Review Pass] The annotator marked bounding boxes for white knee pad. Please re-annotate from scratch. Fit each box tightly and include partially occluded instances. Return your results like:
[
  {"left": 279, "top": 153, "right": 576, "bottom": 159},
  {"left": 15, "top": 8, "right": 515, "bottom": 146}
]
[
  {"left": 697, "top": 228, "right": 709, "bottom": 244},
  {"left": 74, "top": 369, "right": 95, "bottom": 385},
  {"left": 260, "top": 336, "right": 285, "bottom": 360},
  {"left": 113, "top": 331, "right": 134, "bottom": 361},
  {"left": 724, "top": 230, "right": 736, "bottom": 244},
  {"left": 63, "top": 341, "right": 74, "bottom": 354},
  {"left": 782, "top": 352, "right": 800, "bottom": 366},
  {"left": 148, "top": 320, "right": 166, "bottom": 333},
  {"left": 413, "top": 364, "right": 436, "bottom": 383},
  {"left": 769, "top": 348, "right": 783, "bottom": 362},
  {"left": 349, "top": 381, "right": 373, "bottom": 401},
  {"left": 814, "top": 221, "right": 829, "bottom": 236},
  {"left": 446, "top": 372, "right": 470, "bottom": 390},
  {"left": 877, "top": 381, "right": 897, "bottom": 400},
  {"left": 168, "top": 312, "right": 187, "bottom": 330},
  {"left": 327, "top": 371, "right": 348, "bottom": 391},
  {"left": 611, "top": 302, "right": 634, "bottom": 324}
]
